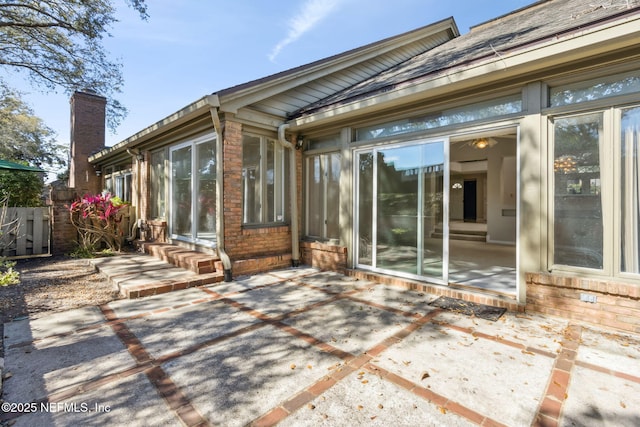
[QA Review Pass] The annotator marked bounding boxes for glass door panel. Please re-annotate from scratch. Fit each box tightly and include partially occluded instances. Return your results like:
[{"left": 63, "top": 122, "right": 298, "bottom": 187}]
[
  {"left": 171, "top": 145, "right": 192, "bottom": 238},
  {"left": 421, "top": 143, "right": 445, "bottom": 278},
  {"left": 356, "top": 140, "right": 446, "bottom": 282},
  {"left": 196, "top": 140, "right": 216, "bottom": 241},
  {"left": 376, "top": 145, "right": 421, "bottom": 274},
  {"left": 358, "top": 152, "right": 374, "bottom": 266}
]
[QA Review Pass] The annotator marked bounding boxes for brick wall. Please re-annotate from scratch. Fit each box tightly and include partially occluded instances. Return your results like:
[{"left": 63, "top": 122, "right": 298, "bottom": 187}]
[
  {"left": 526, "top": 272, "right": 640, "bottom": 334},
  {"left": 221, "top": 119, "right": 295, "bottom": 263},
  {"left": 300, "top": 241, "right": 347, "bottom": 271},
  {"left": 49, "top": 187, "right": 78, "bottom": 255},
  {"left": 69, "top": 91, "right": 106, "bottom": 195}
]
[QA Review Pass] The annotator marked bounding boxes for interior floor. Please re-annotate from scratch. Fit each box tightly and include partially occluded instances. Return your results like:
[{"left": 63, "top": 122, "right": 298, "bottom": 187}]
[{"left": 448, "top": 239, "right": 516, "bottom": 296}]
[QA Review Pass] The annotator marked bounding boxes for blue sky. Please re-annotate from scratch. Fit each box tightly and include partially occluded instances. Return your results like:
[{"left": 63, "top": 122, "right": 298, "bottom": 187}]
[{"left": 7, "top": 0, "right": 534, "bottom": 154}]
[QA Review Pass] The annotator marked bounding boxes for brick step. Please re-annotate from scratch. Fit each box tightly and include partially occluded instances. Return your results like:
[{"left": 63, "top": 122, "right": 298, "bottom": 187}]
[
  {"left": 139, "top": 242, "right": 222, "bottom": 274},
  {"left": 116, "top": 271, "right": 224, "bottom": 299}
]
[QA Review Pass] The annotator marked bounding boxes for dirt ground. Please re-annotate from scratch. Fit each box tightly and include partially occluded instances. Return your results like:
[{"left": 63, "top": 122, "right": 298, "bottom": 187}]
[{"left": 0, "top": 255, "right": 120, "bottom": 325}]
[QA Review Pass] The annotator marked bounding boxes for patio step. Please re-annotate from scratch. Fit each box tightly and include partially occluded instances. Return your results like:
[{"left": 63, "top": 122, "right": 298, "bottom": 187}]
[
  {"left": 90, "top": 253, "right": 224, "bottom": 299},
  {"left": 138, "top": 242, "right": 223, "bottom": 274}
]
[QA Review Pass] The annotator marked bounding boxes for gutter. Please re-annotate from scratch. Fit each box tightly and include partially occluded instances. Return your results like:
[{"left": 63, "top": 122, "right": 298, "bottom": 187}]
[
  {"left": 277, "top": 124, "right": 300, "bottom": 267},
  {"left": 208, "top": 96, "right": 233, "bottom": 281}
]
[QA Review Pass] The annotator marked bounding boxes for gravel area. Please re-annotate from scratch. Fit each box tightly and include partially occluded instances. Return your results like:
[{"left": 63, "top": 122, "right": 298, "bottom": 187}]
[{"left": 0, "top": 255, "right": 121, "bottom": 325}]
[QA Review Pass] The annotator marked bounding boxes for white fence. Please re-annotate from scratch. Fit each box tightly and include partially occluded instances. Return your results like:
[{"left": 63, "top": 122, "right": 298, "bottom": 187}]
[{"left": 0, "top": 207, "right": 51, "bottom": 258}]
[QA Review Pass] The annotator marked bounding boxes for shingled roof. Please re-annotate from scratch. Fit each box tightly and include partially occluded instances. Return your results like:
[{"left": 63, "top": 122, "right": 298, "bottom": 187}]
[{"left": 291, "top": 0, "right": 640, "bottom": 119}]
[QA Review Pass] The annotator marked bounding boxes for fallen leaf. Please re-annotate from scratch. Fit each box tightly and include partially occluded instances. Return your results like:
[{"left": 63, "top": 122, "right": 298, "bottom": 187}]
[
  {"left": 438, "top": 406, "right": 447, "bottom": 414},
  {"left": 421, "top": 372, "right": 430, "bottom": 380},
  {"left": 370, "top": 416, "right": 377, "bottom": 420},
  {"left": 357, "top": 405, "right": 364, "bottom": 411},
  {"left": 307, "top": 404, "right": 316, "bottom": 410},
  {"left": 402, "top": 360, "right": 411, "bottom": 366},
  {"left": 378, "top": 404, "right": 384, "bottom": 409},
  {"left": 361, "top": 379, "right": 369, "bottom": 384},
  {"left": 307, "top": 365, "right": 313, "bottom": 369},
  {"left": 290, "top": 364, "right": 296, "bottom": 370},
  {"left": 620, "top": 401, "right": 627, "bottom": 408},
  {"left": 522, "top": 350, "right": 535, "bottom": 356}
]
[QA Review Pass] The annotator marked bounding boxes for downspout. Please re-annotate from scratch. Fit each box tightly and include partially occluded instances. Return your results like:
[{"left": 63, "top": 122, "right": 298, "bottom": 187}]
[
  {"left": 208, "top": 98, "right": 233, "bottom": 281},
  {"left": 277, "top": 124, "right": 300, "bottom": 267}
]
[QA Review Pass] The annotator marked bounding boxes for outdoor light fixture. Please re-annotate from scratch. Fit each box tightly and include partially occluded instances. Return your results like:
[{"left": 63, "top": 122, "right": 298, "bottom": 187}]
[
  {"left": 468, "top": 137, "right": 497, "bottom": 149},
  {"left": 295, "top": 135, "right": 304, "bottom": 150}
]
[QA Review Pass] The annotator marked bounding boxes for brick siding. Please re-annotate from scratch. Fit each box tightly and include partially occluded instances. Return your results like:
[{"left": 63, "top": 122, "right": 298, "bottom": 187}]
[
  {"left": 300, "top": 241, "right": 348, "bottom": 271},
  {"left": 526, "top": 272, "right": 640, "bottom": 334},
  {"left": 221, "top": 120, "right": 295, "bottom": 263}
]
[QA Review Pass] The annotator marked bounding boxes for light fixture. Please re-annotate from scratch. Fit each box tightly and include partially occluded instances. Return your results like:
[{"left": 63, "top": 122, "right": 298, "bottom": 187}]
[
  {"left": 468, "top": 137, "right": 497, "bottom": 149},
  {"left": 554, "top": 156, "right": 577, "bottom": 174},
  {"left": 136, "top": 152, "right": 145, "bottom": 162},
  {"left": 295, "top": 135, "right": 304, "bottom": 150}
]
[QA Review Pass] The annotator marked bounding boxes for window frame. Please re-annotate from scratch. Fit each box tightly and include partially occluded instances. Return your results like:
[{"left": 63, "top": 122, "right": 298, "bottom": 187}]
[
  {"left": 548, "top": 104, "right": 640, "bottom": 281},
  {"left": 304, "top": 151, "right": 341, "bottom": 241},
  {"left": 242, "top": 133, "right": 287, "bottom": 226}
]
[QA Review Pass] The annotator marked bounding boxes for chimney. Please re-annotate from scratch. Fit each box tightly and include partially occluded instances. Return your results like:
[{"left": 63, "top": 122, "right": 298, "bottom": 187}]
[{"left": 69, "top": 90, "right": 106, "bottom": 195}]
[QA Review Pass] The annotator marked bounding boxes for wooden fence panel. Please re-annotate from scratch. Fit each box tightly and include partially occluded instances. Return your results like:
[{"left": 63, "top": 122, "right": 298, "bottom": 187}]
[{"left": 1, "top": 207, "right": 51, "bottom": 258}]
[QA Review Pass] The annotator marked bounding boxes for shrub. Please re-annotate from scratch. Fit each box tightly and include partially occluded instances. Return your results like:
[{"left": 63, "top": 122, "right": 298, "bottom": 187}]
[{"left": 69, "top": 193, "right": 127, "bottom": 254}]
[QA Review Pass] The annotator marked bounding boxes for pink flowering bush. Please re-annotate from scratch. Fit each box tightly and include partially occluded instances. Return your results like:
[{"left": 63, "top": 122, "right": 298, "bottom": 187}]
[{"left": 69, "top": 193, "right": 127, "bottom": 254}]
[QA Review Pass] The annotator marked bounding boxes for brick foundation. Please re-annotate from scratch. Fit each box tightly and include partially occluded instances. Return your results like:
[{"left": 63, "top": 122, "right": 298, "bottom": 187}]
[
  {"left": 300, "top": 241, "right": 348, "bottom": 271},
  {"left": 526, "top": 272, "right": 640, "bottom": 334},
  {"left": 348, "top": 269, "right": 522, "bottom": 313},
  {"left": 232, "top": 253, "right": 293, "bottom": 276}
]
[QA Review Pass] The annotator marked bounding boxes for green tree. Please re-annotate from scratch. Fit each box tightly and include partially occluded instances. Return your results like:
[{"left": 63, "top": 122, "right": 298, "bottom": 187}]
[
  {"left": 0, "top": 168, "right": 44, "bottom": 206},
  {"left": 0, "top": 85, "right": 64, "bottom": 169},
  {"left": 0, "top": 0, "right": 148, "bottom": 131}
]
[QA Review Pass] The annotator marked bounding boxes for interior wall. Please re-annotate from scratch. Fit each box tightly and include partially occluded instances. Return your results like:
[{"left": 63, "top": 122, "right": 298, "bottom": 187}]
[{"left": 487, "top": 139, "right": 517, "bottom": 244}]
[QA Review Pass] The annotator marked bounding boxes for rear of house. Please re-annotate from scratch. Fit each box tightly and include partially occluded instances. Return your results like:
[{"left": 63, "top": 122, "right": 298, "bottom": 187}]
[{"left": 82, "top": 0, "right": 640, "bottom": 333}]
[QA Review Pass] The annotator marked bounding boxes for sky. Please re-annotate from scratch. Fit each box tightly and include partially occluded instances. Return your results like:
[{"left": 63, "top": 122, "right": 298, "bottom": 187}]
[{"left": 6, "top": 0, "right": 535, "bottom": 171}]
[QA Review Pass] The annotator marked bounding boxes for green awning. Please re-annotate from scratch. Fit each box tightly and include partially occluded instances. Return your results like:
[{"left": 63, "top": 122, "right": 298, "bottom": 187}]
[{"left": 0, "top": 159, "right": 44, "bottom": 172}]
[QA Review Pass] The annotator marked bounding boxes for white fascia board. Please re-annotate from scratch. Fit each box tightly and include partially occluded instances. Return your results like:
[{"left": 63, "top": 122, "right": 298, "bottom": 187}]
[
  {"left": 290, "top": 15, "right": 640, "bottom": 129},
  {"left": 89, "top": 95, "right": 220, "bottom": 163}
]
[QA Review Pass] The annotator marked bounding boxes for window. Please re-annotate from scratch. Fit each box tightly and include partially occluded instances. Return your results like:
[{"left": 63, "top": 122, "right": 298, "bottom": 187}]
[
  {"left": 150, "top": 150, "right": 166, "bottom": 218},
  {"left": 553, "top": 113, "right": 604, "bottom": 269},
  {"left": 104, "top": 167, "right": 132, "bottom": 202},
  {"left": 549, "top": 70, "right": 640, "bottom": 107},
  {"left": 242, "top": 135, "right": 287, "bottom": 225},
  {"left": 356, "top": 94, "right": 522, "bottom": 141},
  {"left": 550, "top": 105, "right": 640, "bottom": 278},
  {"left": 621, "top": 107, "right": 640, "bottom": 274},
  {"left": 306, "top": 153, "right": 341, "bottom": 240}
]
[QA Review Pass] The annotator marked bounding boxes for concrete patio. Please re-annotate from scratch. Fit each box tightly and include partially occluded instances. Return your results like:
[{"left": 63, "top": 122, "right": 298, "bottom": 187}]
[{"left": 1, "top": 263, "right": 639, "bottom": 426}]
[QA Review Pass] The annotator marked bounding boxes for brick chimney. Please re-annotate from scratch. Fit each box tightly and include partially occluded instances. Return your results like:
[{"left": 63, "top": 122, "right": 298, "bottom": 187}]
[{"left": 69, "top": 90, "right": 106, "bottom": 195}]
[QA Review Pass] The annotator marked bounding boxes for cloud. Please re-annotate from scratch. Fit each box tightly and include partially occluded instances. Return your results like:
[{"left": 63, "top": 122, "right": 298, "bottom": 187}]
[{"left": 269, "top": 0, "right": 341, "bottom": 62}]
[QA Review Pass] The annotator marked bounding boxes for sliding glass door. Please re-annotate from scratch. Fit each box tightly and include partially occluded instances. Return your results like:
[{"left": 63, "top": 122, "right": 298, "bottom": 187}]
[
  {"left": 355, "top": 139, "right": 448, "bottom": 283},
  {"left": 170, "top": 135, "right": 217, "bottom": 245}
]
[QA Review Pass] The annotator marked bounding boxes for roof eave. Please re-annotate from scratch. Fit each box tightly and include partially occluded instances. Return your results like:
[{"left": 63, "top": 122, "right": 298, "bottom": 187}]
[
  {"left": 89, "top": 94, "right": 220, "bottom": 164},
  {"left": 289, "top": 13, "right": 640, "bottom": 130}
]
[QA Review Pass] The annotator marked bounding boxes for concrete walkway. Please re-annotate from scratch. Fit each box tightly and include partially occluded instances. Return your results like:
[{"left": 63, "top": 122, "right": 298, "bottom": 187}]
[{"left": 1, "top": 263, "right": 639, "bottom": 426}]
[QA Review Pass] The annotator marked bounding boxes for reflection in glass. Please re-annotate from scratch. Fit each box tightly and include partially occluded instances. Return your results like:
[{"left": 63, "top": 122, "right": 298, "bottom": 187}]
[
  {"left": 621, "top": 107, "right": 640, "bottom": 273},
  {"left": 171, "top": 145, "right": 192, "bottom": 237},
  {"left": 196, "top": 140, "right": 216, "bottom": 239},
  {"left": 554, "top": 114, "right": 603, "bottom": 269},
  {"left": 357, "top": 141, "right": 444, "bottom": 280}
]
